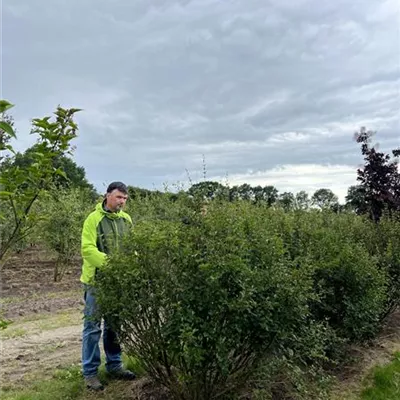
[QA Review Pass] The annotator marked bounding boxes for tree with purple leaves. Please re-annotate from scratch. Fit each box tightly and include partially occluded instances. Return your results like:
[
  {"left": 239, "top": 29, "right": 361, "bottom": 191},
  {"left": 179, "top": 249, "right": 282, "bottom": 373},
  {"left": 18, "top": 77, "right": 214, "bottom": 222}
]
[{"left": 355, "top": 127, "right": 400, "bottom": 223}]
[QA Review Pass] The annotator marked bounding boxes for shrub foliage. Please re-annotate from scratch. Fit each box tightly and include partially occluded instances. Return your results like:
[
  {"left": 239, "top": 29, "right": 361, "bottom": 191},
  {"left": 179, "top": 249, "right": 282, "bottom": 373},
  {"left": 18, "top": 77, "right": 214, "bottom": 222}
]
[{"left": 96, "top": 198, "right": 399, "bottom": 399}]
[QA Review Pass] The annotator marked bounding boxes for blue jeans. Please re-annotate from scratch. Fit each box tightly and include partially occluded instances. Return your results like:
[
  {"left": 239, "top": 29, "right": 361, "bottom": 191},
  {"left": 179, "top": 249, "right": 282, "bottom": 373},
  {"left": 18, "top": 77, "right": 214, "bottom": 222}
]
[{"left": 82, "top": 285, "right": 123, "bottom": 377}]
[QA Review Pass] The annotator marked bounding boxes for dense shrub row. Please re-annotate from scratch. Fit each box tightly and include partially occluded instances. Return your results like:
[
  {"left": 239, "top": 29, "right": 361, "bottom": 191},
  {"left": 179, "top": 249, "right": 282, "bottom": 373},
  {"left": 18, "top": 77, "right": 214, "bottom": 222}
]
[{"left": 95, "top": 196, "right": 400, "bottom": 399}]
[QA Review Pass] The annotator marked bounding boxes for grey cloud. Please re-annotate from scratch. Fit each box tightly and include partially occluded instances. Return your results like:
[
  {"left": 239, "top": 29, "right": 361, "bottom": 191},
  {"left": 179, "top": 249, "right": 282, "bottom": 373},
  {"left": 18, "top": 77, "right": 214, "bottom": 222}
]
[{"left": 3, "top": 0, "right": 399, "bottom": 194}]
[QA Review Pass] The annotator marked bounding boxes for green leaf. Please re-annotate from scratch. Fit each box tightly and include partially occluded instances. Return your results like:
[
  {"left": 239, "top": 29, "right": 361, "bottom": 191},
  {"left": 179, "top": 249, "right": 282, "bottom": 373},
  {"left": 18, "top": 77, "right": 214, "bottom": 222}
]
[
  {"left": 32, "top": 120, "right": 51, "bottom": 129},
  {"left": 0, "top": 121, "right": 17, "bottom": 139},
  {"left": 0, "top": 191, "right": 13, "bottom": 197},
  {"left": 55, "top": 168, "right": 68, "bottom": 180},
  {"left": 32, "top": 152, "right": 44, "bottom": 158},
  {"left": 69, "top": 108, "right": 83, "bottom": 114},
  {"left": 0, "top": 100, "right": 14, "bottom": 114}
]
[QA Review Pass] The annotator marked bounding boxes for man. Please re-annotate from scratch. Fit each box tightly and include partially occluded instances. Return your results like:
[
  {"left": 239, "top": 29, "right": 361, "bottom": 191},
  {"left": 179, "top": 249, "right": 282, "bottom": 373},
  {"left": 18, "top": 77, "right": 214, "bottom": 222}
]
[{"left": 80, "top": 181, "right": 136, "bottom": 391}]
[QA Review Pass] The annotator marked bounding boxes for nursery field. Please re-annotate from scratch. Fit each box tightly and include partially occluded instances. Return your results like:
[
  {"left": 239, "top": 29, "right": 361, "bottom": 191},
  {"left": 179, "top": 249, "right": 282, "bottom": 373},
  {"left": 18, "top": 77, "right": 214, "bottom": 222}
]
[
  {"left": 0, "top": 104, "right": 399, "bottom": 398},
  {"left": 0, "top": 204, "right": 400, "bottom": 400}
]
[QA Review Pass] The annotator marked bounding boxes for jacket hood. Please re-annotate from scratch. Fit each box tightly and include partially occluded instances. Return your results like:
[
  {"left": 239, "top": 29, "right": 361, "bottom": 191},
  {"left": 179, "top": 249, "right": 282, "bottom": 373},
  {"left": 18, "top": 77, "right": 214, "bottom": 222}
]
[{"left": 95, "top": 202, "right": 124, "bottom": 219}]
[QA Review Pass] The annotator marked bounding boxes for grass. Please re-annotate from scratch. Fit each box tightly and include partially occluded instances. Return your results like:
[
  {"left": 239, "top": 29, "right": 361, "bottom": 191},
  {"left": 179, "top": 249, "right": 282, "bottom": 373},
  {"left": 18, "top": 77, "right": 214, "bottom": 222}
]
[
  {"left": 0, "top": 297, "right": 20, "bottom": 305},
  {"left": 0, "top": 366, "right": 84, "bottom": 400},
  {"left": 36, "top": 310, "right": 80, "bottom": 331},
  {"left": 0, "top": 355, "right": 145, "bottom": 400},
  {"left": 360, "top": 352, "right": 400, "bottom": 400},
  {"left": 0, "top": 327, "right": 27, "bottom": 339},
  {"left": 0, "top": 309, "right": 81, "bottom": 339},
  {"left": 0, "top": 289, "right": 81, "bottom": 306}
]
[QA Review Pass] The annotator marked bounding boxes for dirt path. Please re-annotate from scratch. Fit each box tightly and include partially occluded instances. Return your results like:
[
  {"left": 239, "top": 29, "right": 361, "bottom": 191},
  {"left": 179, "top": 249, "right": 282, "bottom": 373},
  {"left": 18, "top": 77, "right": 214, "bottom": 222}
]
[
  {"left": 0, "top": 314, "right": 170, "bottom": 400},
  {"left": 0, "top": 248, "right": 171, "bottom": 398},
  {"left": 0, "top": 316, "right": 82, "bottom": 388},
  {"left": 0, "top": 248, "right": 85, "bottom": 388},
  {"left": 330, "top": 307, "right": 400, "bottom": 399}
]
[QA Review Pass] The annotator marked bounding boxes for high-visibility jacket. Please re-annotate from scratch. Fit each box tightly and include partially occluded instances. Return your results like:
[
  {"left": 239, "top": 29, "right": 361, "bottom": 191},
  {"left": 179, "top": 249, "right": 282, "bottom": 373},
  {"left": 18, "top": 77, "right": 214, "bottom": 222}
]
[{"left": 80, "top": 202, "right": 132, "bottom": 284}]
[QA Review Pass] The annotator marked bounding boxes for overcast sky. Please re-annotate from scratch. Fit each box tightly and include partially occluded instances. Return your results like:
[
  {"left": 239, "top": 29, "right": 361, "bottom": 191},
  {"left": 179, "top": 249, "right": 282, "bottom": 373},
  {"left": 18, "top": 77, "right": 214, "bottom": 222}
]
[{"left": 2, "top": 0, "right": 399, "bottom": 201}]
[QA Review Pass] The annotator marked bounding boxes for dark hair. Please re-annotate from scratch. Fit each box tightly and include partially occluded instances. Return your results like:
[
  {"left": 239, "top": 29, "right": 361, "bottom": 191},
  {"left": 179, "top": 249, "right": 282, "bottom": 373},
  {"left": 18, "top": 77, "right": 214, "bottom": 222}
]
[{"left": 106, "top": 181, "right": 128, "bottom": 194}]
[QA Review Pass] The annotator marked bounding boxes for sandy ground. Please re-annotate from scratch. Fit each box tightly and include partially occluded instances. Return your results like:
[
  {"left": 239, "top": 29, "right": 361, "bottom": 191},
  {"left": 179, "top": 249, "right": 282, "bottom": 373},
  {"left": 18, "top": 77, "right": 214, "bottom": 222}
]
[
  {"left": 0, "top": 321, "right": 82, "bottom": 387},
  {"left": 0, "top": 247, "right": 84, "bottom": 388},
  {"left": 0, "top": 248, "right": 170, "bottom": 399}
]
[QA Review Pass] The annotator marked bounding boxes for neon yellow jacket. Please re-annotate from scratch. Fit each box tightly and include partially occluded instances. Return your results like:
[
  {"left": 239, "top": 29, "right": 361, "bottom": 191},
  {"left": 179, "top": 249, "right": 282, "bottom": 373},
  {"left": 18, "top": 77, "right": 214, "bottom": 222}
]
[{"left": 80, "top": 202, "right": 132, "bottom": 284}]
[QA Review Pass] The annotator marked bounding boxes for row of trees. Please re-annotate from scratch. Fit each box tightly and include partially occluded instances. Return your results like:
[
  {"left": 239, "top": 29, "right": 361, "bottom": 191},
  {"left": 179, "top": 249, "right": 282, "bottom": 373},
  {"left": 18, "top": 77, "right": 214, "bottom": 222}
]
[
  {"left": 128, "top": 129, "right": 399, "bottom": 219},
  {"left": 2, "top": 103, "right": 398, "bottom": 222},
  {"left": 185, "top": 182, "right": 339, "bottom": 210}
]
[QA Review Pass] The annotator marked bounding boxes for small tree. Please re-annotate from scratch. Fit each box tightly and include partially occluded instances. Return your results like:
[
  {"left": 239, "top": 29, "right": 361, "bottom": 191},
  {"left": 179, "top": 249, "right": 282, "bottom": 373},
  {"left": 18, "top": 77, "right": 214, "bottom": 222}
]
[
  {"left": 252, "top": 185, "right": 264, "bottom": 204},
  {"left": 0, "top": 112, "right": 15, "bottom": 161},
  {"left": 252, "top": 185, "right": 278, "bottom": 206},
  {"left": 1, "top": 148, "right": 97, "bottom": 200},
  {"left": 188, "top": 181, "right": 229, "bottom": 201},
  {"left": 294, "top": 190, "right": 310, "bottom": 210},
  {"left": 40, "top": 188, "right": 92, "bottom": 281},
  {"left": 262, "top": 185, "right": 279, "bottom": 207},
  {"left": 237, "top": 183, "right": 254, "bottom": 201},
  {"left": 278, "top": 191, "right": 295, "bottom": 211},
  {"left": 345, "top": 185, "right": 368, "bottom": 215},
  {"left": 0, "top": 100, "right": 81, "bottom": 267}
]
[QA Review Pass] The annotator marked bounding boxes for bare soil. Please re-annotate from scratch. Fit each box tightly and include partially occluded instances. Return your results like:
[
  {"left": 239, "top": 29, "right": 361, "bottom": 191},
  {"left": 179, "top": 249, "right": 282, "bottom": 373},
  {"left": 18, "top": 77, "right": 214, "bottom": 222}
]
[
  {"left": 1, "top": 322, "right": 82, "bottom": 386},
  {"left": 330, "top": 307, "right": 400, "bottom": 399},
  {"left": 0, "top": 247, "right": 83, "bottom": 388},
  {"left": 0, "top": 247, "right": 169, "bottom": 399},
  {"left": 1, "top": 247, "right": 82, "bottom": 319}
]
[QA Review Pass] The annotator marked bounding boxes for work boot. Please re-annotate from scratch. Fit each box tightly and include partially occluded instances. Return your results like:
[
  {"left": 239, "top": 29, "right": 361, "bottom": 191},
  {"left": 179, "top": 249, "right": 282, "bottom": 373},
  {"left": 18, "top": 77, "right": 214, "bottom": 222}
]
[
  {"left": 85, "top": 375, "right": 104, "bottom": 391},
  {"left": 107, "top": 368, "right": 136, "bottom": 380}
]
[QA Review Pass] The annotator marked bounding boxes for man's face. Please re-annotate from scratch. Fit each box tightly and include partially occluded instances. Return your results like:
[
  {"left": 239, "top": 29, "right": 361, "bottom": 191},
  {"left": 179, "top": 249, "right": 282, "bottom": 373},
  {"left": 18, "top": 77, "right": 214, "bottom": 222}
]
[{"left": 105, "top": 189, "right": 128, "bottom": 212}]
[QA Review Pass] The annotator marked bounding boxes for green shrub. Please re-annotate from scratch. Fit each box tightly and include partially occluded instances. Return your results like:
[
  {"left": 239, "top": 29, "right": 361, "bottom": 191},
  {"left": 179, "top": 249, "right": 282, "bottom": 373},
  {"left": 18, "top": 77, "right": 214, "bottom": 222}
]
[
  {"left": 358, "top": 216, "right": 400, "bottom": 319},
  {"left": 39, "top": 188, "right": 92, "bottom": 281},
  {"left": 94, "top": 198, "right": 396, "bottom": 399},
  {"left": 250, "top": 319, "right": 337, "bottom": 400},
  {"left": 267, "top": 210, "right": 388, "bottom": 341},
  {"left": 310, "top": 240, "right": 386, "bottom": 341},
  {"left": 319, "top": 212, "right": 400, "bottom": 324},
  {"left": 96, "top": 202, "right": 315, "bottom": 399}
]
